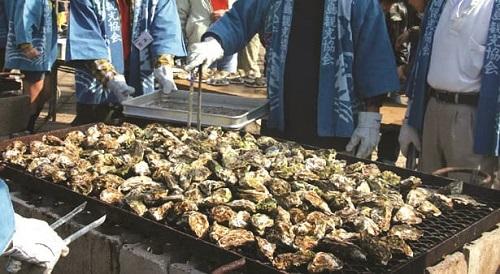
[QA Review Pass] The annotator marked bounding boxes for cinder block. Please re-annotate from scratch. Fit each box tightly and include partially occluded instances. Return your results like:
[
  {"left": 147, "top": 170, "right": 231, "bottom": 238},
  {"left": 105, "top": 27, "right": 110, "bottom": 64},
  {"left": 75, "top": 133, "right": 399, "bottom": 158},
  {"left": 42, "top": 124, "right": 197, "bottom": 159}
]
[
  {"left": 169, "top": 263, "right": 207, "bottom": 274},
  {"left": 119, "top": 243, "right": 170, "bottom": 274},
  {"left": 463, "top": 224, "right": 500, "bottom": 274},
  {"left": 426, "top": 252, "right": 468, "bottom": 274}
]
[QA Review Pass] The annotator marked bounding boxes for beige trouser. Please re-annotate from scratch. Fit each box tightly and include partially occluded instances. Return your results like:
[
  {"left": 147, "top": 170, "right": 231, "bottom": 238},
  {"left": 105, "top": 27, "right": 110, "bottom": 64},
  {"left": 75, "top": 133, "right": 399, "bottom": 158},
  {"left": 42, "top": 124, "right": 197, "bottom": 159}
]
[
  {"left": 238, "top": 35, "right": 262, "bottom": 78},
  {"left": 420, "top": 97, "right": 499, "bottom": 187}
]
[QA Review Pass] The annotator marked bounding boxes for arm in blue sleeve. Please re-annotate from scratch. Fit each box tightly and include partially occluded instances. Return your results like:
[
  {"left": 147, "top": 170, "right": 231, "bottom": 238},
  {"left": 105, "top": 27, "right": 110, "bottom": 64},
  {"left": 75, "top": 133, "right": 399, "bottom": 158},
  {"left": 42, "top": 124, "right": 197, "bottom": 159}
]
[
  {"left": 351, "top": 0, "right": 400, "bottom": 99},
  {"left": 151, "top": 0, "right": 187, "bottom": 57},
  {"left": 66, "top": 0, "right": 108, "bottom": 61},
  {"left": 0, "top": 179, "right": 15, "bottom": 254},
  {"left": 203, "top": 0, "right": 270, "bottom": 55},
  {"left": 14, "top": 0, "right": 42, "bottom": 45}
]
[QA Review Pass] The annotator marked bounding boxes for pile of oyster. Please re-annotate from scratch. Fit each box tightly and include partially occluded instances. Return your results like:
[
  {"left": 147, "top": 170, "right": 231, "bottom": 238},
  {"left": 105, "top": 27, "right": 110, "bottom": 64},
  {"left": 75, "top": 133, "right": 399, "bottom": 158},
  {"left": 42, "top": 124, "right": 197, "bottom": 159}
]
[{"left": 2, "top": 123, "right": 485, "bottom": 272}]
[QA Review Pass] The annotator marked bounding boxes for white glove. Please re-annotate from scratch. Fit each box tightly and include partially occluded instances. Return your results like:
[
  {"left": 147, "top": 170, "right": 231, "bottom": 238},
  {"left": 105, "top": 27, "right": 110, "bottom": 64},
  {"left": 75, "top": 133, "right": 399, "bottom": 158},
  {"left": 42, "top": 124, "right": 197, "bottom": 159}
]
[
  {"left": 399, "top": 119, "right": 421, "bottom": 157},
  {"left": 346, "top": 112, "right": 382, "bottom": 159},
  {"left": 106, "top": 74, "right": 135, "bottom": 103},
  {"left": 185, "top": 37, "right": 224, "bottom": 71},
  {"left": 4, "top": 214, "right": 69, "bottom": 274},
  {"left": 154, "top": 66, "right": 177, "bottom": 94}
]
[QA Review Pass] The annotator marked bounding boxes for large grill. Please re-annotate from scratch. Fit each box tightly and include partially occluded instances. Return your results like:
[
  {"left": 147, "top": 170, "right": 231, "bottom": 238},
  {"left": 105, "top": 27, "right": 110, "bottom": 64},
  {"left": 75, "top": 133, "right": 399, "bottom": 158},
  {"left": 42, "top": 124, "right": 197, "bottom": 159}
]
[{"left": 1, "top": 124, "right": 499, "bottom": 274}]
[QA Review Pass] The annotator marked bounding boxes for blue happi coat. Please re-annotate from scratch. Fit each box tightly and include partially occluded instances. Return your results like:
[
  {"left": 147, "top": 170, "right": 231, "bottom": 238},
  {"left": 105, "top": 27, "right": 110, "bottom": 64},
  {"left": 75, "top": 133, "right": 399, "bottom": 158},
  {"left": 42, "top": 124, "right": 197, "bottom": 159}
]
[
  {"left": 0, "top": 179, "right": 15, "bottom": 254},
  {"left": 407, "top": 0, "right": 500, "bottom": 156},
  {"left": 67, "top": 0, "right": 186, "bottom": 105},
  {"left": 207, "top": 0, "right": 399, "bottom": 137},
  {"left": 4, "top": 0, "right": 57, "bottom": 71},
  {"left": 0, "top": 0, "right": 8, "bottom": 49}
]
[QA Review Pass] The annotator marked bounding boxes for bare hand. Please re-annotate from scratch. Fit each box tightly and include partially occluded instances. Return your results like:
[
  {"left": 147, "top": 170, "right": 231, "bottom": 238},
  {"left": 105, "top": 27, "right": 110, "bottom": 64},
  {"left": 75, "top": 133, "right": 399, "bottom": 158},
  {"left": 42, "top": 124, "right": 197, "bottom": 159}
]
[
  {"left": 22, "top": 47, "right": 41, "bottom": 60},
  {"left": 211, "top": 9, "right": 227, "bottom": 21}
]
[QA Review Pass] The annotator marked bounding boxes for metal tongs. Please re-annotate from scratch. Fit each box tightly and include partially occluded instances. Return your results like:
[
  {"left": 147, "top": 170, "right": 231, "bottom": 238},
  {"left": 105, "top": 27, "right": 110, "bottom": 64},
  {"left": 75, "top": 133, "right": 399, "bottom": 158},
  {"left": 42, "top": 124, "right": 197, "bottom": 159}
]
[
  {"left": 187, "top": 65, "right": 203, "bottom": 131},
  {"left": 6, "top": 202, "right": 107, "bottom": 273}
]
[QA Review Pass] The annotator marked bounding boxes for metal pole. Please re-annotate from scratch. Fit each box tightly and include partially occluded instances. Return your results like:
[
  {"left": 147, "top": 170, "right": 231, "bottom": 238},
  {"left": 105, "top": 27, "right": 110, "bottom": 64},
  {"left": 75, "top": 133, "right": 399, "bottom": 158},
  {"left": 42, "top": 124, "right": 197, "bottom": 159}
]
[
  {"left": 197, "top": 65, "right": 203, "bottom": 131},
  {"left": 187, "top": 72, "right": 194, "bottom": 128}
]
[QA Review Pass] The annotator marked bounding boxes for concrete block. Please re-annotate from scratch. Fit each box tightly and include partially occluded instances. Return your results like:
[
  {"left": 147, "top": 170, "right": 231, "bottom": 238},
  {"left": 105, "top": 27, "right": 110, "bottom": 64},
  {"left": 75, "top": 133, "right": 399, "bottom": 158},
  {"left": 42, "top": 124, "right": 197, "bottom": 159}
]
[
  {"left": 463, "top": 224, "right": 500, "bottom": 274},
  {"left": 169, "top": 263, "right": 207, "bottom": 274},
  {"left": 119, "top": 243, "right": 170, "bottom": 274},
  {"left": 426, "top": 252, "right": 468, "bottom": 274}
]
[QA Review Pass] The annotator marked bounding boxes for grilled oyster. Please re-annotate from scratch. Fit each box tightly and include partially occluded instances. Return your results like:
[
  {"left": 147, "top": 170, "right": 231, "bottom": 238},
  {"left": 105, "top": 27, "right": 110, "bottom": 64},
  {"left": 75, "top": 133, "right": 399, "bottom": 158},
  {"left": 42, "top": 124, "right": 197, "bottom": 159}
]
[
  {"left": 93, "top": 174, "right": 124, "bottom": 193},
  {"left": 211, "top": 205, "right": 236, "bottom": 225},
  {"left": 198, "top": 180, "right": 226, "bottom": 195},
  {"left": 400, "top": 176, "right": 423, "bottom": 189},
  {"left": 383, "top": 235, "right": 414, "bottom": 257},
  {"left": 210, "top": 222, "right": 231, "bottom": 242},
  {"left": 100, "top": 188, "right": 124, "bottom": 205},
  {"left": 448, "top": 194, "right": 486, "bottom": 207},
  {"left": 181, "top": 212, "right": 209, "bottom": 238},
  {"left": 429, "top": 193, "right": 454, "bottom": 210},
  {"left": 269, "top": 221, "right": 295, "bottom": 247},
  {"left": 407, "top": 188, "right": 431, "bottom": 207},
  {"left": 360, "top": 234, "right": 392, "bottom": 265},
  {"left": 256, "top": 197, "right": 277, "bottom": 214},
  {"left": 173, "top": 201, "right": 199, "bottom": 216},
  {"left": 3, "top": 141, "right": 28, "bottom": 166},
  {"left": 393, "top": 205, "right": 423, "bottom": 225},
  {"left": 266, "top": 178, "right": 291, "bottom": 197},
  {"left": 226, "top": 199, "right": 256, "bottom": 213},
  {"left": 417, "top": 200, "right": 442, "bottom": 217},
  {"left": 255, "top": 236, "right": 276, "bottom": 262},
  {"left": 228, "top": 211, "right": 251, "bottom": 229},
  {"left": 133, "top": 161, "right": 151, "bottom": 176},
  {"left": 275, "top": 206, "right": 291, "bottom": 223},
  {"left": 127, "top": 200, "right": 148, "bottom": 216},
  {"left": 203, "top": 188, "right": 232, "bottom": 206},
  {"left": 217, "top": 229, "right": 255, "bottom": 249},
  {"left": 370, "top": 202, "right": 393, "bottom": 232},
  {"left": 307, "top": 252, "right": 343, "bottom": 273},
  {"left": 70, "top": 173, "right": 95, "bottom": 195},
  {"left": 302, "top": 191, "right": 332, "bottom": 214},
  {"left": 352, "top": 216, "right": 381, "bottom": 236},
  {"left": 273, "top": 250, "right": 315, "bottom": 271},
  {"left": 277, "top": 191, "right": 303, "bottom": 209},
  {"left": 324, "top": 229, "right": 360, "bottom": 242},
  {"left": 294, "top": 235, "right": 319, "bottom": 251},
  {"left": 319, "top": 238, "right": 367, "bottom": 262},
  {"left": 207, "top": 160, "right": 238, "bottom": 185},
  {"left": 388, "top": 224, "right": 423, "bottom": 241},
  {"left": 293, "top": 221, "right": 316, "bottom": 236},
  {"left": 237, "top": 188, "right": 270, "bottom": 203},
  {"left": 251, "top": 214, "right": 274, "bottom": 236},
  {"left": 289, "top": 208, "right": 306, "bottom": 224},
  {"left": 148, "top": 202, "right": 174, "bottom": 221}
]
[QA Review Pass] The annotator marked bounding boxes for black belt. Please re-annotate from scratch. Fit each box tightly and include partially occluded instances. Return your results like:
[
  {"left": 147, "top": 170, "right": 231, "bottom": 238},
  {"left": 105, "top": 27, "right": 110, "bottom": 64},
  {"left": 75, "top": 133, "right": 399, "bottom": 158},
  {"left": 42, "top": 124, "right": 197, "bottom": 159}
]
[{"left": 430, "top": 89, "right": 479, "bottom": 106}]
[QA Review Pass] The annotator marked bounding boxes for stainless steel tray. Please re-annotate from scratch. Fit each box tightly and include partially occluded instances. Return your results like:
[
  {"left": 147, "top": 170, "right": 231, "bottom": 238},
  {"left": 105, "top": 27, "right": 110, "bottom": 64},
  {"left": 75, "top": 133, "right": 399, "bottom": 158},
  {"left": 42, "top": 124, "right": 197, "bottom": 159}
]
[{"left": 122, "top": 90, "right": 269, "bottom": 129}]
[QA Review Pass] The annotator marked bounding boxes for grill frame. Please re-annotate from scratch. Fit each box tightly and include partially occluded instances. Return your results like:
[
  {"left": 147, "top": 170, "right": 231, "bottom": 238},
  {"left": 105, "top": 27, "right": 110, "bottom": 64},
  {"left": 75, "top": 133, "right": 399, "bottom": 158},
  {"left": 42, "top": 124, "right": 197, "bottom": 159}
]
[{"left": 0, "top": 124, "right": 499, "bottom": 274}]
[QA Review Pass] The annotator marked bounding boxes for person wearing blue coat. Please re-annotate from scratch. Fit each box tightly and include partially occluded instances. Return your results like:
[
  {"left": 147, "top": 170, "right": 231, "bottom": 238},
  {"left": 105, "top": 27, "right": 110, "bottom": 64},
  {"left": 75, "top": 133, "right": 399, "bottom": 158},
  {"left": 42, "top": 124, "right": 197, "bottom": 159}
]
[
  {"left": 186, "top": 0, "right": 400, "bottom": 158},
  {"left": 0, "top": 179, "right": 69, "bottom": 274},
  {"left": 67, "top": 0, "right": 186, "bottom": 125},
  {"left": 4, "top": 0, "right": 57, "bottom": 132}
]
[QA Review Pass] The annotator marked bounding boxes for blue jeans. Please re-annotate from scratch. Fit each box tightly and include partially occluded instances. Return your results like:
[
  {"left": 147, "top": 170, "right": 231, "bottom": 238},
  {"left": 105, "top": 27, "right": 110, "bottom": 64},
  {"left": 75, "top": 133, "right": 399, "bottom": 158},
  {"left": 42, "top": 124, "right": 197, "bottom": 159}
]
[{"left": 211, "top": 53, "right": 238, "bottom": 72}]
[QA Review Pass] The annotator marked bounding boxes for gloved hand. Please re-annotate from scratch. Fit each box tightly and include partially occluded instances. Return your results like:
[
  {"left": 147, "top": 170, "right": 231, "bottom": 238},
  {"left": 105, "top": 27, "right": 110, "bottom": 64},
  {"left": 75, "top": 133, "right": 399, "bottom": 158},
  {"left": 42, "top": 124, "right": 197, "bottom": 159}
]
[
  {"left": 154, "top": 65, "right": 177, "bottom": 94},
  {"left": 185, "top": 37, "right": 224, "bottom": 71},
  {"left": 4, "top": 214, "right": 69, "bottom": 274},
  {"left": 106, "top": 74, "right": 135, "bottom": 103},
  {"left": 346, "top": 112, "right": 382, "bottom": 159},
  {"left": 398, "top": 119, "right": 421, "bottom": 157}
]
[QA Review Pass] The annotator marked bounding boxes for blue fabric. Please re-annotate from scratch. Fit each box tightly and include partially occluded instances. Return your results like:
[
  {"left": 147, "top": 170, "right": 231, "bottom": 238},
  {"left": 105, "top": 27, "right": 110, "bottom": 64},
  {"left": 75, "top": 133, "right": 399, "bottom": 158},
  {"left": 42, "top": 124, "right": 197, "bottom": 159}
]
[
  {"left": 0, "top": 0, "right": 8, "bottom": 49},
  {"left": 67, "top": 0, "right": 186, "bottom": 104},
  {"left": 207, "top": 0, "right": 399, "bottom": 137},
  {"left": 0, "top": 179, "right": 15, "bottom": 254},
  {"left": 407, "top": 0, "right": 500, "bottom": 156},
  {"left": 211, "top": 53, "right": 238, "bottom": 72},
  {"left": 4, "top": 0, "right": 57, "bottom": 71}
]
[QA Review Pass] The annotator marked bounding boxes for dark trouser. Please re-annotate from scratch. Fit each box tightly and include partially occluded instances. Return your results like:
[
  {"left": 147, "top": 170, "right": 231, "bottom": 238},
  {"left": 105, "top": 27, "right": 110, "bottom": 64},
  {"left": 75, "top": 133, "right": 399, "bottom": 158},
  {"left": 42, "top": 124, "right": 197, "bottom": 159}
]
[
  {"left": 377, "top": 124, "right": 400, "bottom": 164},
  {"left": 71, "top": 103, "right": 124, "bottom": 126}
]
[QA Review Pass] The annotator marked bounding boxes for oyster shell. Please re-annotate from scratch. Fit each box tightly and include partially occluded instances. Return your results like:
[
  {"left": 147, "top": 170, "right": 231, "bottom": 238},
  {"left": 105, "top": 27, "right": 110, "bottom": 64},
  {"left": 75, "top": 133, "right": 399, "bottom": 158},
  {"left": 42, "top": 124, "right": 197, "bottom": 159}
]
[
  {"left": 203, "top": 188, "right": 232, "bottom": 205},
  {"left": 307, "top": 252, "right": 343, "bottom": 273},
  {"left": 319, "top": 238, "right": 367, "bottom": 262},
  {"left": 148, "top": 202, "right": 174, "bottom": 221},
  {"left": 302, "top": 191, "right": 332, "bottom": 214},
  {"left": 182, "top": 212, "right": 209, "bottom": 238},
  {"left": 360, "top": 234, "right": 392, "bottom": 265},
  {"left": 228, "top": 211, "right": 251, "bottom": 229},
  {"left": 383, "top": 235, "right": 414, "bottom": 257},
  {"left": 211, "top": 205, "right": 236, "bottom": 225},
  {"left": 273, "top": 250, "right": 315, "bottom": 271},
  {"left": 255, "top": 236, "right": 276, "bottom": 262},
  {"left": 407, "top": 188, "right": 431, "bottom": 207},
  {"left": 289, "top": 208, "right": 306, "bottom": 224},
  {"left": 266, "top": 178, "right": 291, "bottom": 197},
  {"left": 388, "top": 224, "right": 424, "bottom": 241},
  {"left": 217, "top": 229, "right": 255, "bottom": 249},
  {"left": 294, "top": 235, "right": 319, "bottom": 251},
  {"left": 417, "top": 200, "right": 442, "bottom": 217},
  {"left": 100, "top": 188, "right": 124, "bottom": 205},
  {"left": 226, "top": 199, "right": 256, "bottom": 213},
  {"left": 393, "top": 205, "right": 423, "bottom": 225},
  {"left": 210, "top": 222, "right": 230, "bottom": 241},
  {"left": 251, "top": 213, "right": 274, "bottom": 236},
  {"left": 256, "top": 197, "right": 278, "bottom": 214}
]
